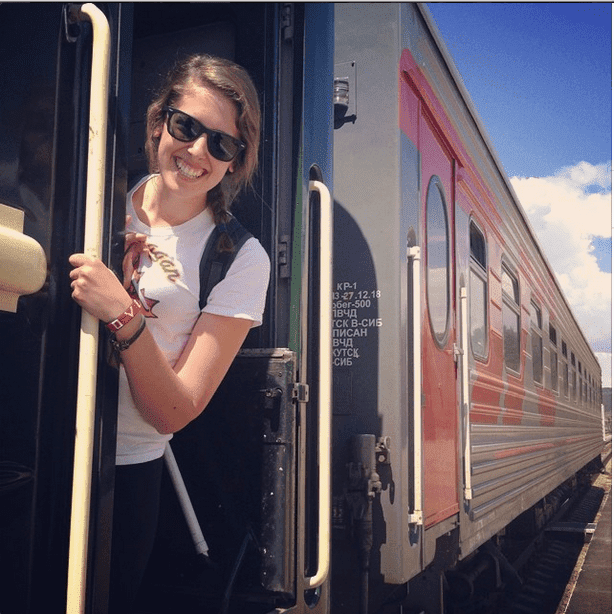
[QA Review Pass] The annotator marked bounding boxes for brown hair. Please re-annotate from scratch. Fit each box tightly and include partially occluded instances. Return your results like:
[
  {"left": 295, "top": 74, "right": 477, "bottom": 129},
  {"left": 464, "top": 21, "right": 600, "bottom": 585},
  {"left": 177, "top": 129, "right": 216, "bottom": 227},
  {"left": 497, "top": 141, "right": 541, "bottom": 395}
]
[{"left": 145, "top": 54, "right": 261, "bottom": 225}]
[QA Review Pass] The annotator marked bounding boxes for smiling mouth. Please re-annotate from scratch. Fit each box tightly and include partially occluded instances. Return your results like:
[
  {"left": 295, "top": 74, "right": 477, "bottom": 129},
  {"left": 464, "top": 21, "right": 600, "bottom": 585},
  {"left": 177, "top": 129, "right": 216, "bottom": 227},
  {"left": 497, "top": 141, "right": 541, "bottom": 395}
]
[{"left": 175, "top": 157, "right": 204, "bottom": 179}]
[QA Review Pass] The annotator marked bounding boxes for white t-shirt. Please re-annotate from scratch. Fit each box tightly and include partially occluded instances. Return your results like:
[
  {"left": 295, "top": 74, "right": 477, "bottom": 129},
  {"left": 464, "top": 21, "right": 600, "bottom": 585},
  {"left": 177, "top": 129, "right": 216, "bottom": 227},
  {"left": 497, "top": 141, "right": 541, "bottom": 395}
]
[{"left": 116, "top": 176, "right": 270, "bottom": 465}]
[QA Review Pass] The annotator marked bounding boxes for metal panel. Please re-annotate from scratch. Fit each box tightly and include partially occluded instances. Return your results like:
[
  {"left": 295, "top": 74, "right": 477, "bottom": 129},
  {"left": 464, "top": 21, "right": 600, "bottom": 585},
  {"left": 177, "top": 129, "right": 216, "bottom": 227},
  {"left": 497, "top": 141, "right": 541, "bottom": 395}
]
[
  {"left": 332, "top": 2, "right": 418, "bottom": 597},
  {"left": 146, "top": 349, "right": 298, "bottom": 606}
]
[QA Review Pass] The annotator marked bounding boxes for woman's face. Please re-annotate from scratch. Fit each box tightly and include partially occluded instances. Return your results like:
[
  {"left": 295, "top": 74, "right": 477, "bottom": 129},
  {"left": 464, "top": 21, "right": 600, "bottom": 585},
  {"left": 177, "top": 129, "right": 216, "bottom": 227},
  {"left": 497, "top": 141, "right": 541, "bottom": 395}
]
[{"left": 155, "top": 83, "right": 240, "bottom": 203}]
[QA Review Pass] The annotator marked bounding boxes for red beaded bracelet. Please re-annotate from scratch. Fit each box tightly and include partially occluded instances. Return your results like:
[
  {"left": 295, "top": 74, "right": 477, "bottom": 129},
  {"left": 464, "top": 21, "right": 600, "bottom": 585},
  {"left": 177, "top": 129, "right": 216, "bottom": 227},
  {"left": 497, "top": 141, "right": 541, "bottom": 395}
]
[{"left": 105, "top": 299, "right": 142, "bottom": 332}]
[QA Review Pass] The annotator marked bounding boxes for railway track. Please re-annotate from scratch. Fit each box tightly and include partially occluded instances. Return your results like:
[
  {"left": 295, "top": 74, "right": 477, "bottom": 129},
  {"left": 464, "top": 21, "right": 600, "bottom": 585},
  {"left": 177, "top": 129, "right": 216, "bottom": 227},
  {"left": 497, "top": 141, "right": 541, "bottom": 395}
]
[
  {"left": 444, "top": 453, "right": 611, "bottom": 614},
  {"left": 499, "top": 486, "right": 605, "bottom": 614},
  {"left": 499, "top": 455, "right": 611, "bottom": 614}
]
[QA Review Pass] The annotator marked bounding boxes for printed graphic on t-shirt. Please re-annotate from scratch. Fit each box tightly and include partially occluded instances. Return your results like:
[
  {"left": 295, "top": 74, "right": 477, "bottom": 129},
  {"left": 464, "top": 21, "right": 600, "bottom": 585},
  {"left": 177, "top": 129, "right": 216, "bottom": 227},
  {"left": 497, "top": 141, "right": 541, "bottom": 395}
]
[
  {"left": 123, "top": 240, "right": 160, "bottom": 318},
  {"left": 147, "top": 243, "right": 181, "bottom": 283}
]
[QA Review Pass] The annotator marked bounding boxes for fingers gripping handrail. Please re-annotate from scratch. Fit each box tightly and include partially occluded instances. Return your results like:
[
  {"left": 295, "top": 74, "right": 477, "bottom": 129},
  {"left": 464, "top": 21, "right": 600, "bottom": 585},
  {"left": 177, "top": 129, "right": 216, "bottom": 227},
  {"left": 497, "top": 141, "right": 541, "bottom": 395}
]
[
  {"left": 66, "top": 4, "right": 111, "bottom": 613},
  {"left": 306, "top": 180, "right": 333, "bottom": 589}
]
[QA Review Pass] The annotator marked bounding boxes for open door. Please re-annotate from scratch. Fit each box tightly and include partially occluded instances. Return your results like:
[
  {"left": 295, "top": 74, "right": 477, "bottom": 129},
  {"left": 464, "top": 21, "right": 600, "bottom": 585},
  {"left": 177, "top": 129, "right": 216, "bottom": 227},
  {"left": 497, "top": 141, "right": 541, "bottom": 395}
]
[{"left": 0, "top": 4, "right": 129, "bottom": 613}]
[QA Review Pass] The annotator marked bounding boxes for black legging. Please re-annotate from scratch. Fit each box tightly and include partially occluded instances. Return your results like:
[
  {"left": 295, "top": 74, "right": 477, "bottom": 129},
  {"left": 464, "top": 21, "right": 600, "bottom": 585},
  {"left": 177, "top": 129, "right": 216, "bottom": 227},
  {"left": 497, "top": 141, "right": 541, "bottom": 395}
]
[{"left": 108, "top": 457, "right": 164, "bottom": 614}]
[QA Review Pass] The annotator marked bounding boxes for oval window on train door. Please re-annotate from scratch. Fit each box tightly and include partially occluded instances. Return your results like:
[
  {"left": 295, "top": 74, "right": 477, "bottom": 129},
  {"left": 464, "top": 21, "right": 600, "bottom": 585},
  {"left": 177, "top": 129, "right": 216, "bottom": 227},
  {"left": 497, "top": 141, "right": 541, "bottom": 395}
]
[{"left": 425, "top": 175, "right": 450, "bottom": 346}]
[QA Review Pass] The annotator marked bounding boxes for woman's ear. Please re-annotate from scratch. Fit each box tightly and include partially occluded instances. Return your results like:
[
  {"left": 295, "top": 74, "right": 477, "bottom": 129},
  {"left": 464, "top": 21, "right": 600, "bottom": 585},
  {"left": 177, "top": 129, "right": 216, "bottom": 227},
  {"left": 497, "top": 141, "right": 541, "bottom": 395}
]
[{"left": 152, "top": 121, "right": 163, "bottom": 138}]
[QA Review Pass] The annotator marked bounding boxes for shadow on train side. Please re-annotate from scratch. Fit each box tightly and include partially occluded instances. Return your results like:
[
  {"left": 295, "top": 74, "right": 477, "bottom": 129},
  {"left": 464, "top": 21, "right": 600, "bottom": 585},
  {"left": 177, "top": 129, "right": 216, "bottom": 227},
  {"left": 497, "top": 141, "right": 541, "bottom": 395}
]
[{"left": 330, "top": 199, "right": 389, "bottom": 609}]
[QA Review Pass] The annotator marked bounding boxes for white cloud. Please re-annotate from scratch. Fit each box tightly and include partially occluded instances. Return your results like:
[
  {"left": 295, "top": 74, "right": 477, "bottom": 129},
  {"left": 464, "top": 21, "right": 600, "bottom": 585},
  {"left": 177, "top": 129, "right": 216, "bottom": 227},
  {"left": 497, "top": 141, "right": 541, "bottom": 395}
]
[
  {"left": 595, "top": 353, "right": 612, "bottom": 389},
  {"left": 557, "top": 161, "right": 611, "bottom": 191},
  {"left": 510, "top": 161, "right": 612, "bottom": 384}
]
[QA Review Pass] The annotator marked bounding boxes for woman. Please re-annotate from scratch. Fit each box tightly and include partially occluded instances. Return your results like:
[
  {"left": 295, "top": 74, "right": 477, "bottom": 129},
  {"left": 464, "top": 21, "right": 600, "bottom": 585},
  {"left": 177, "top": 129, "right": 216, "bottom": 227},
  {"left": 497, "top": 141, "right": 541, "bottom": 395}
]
[{"left": 69, "top": 55, "right": 269, "bottom": 612}]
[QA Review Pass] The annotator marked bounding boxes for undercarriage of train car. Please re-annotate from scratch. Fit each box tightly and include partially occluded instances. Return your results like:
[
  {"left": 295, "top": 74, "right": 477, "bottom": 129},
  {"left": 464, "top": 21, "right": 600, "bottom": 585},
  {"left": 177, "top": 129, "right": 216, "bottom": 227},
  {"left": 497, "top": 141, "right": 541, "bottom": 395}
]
[{"left": 327, "top": 450, "right": 604, "bottom": 614}]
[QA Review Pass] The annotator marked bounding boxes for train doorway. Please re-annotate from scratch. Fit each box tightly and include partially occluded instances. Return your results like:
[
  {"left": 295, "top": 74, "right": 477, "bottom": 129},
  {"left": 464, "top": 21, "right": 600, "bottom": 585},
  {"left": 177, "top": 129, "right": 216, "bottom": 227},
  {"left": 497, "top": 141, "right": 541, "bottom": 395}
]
[
  {"left": 0, "top": 3, "right": 334, "bottom": 613},
  {"left": 121, "top": 4, "right": 305, "bottom": 614}
]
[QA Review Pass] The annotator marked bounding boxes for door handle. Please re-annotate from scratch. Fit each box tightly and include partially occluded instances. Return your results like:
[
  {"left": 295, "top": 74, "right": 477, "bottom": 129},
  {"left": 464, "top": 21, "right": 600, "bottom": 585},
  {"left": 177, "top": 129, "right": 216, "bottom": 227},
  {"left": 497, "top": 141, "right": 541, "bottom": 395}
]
[
  {"left": 460, "top": 286, "right": 472, "bottom": 500},
  {"left": 408, "top": 246, "right": 423, "bottom": 525},
  {"left": 304, "top": 180, "right": 333, "bottom": 589}
]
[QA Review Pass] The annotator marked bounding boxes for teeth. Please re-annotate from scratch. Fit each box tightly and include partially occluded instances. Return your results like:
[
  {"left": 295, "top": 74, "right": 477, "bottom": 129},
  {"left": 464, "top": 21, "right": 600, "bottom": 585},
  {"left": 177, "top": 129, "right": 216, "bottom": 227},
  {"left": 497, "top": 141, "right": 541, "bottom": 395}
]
[{"left": 175, "top": 157, "right": 204, "bottom": 179}]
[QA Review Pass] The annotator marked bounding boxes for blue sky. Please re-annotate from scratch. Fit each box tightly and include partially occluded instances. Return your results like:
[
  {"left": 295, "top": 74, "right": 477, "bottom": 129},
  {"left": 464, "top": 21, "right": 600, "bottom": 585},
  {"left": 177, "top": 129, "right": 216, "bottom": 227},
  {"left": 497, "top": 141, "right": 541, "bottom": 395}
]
[{"left": 427, "top": 2, "right": 612, "bottom": 386}]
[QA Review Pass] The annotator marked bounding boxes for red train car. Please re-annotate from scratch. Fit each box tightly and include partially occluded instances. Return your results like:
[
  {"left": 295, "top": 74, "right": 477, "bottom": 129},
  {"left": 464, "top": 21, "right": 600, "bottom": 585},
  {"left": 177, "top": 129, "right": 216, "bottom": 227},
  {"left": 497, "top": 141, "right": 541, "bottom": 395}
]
[{"left": 0, "top": 3, "right": 604, "bottom": 614}]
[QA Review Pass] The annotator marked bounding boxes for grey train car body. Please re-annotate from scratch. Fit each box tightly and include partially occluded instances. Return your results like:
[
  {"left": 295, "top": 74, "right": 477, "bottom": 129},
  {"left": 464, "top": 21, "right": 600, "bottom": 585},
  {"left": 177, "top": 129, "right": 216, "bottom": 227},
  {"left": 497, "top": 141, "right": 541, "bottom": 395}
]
[{"left": 330, "top": 3, "right": 603, "bottom": 612}]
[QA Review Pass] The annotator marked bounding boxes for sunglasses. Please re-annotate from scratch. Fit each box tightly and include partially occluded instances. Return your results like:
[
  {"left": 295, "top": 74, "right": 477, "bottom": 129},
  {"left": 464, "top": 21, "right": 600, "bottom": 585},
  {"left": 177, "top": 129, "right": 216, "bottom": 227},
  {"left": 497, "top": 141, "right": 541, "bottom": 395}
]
[{"left": 163, "top": 106, "right": 245, "bottom": 163}]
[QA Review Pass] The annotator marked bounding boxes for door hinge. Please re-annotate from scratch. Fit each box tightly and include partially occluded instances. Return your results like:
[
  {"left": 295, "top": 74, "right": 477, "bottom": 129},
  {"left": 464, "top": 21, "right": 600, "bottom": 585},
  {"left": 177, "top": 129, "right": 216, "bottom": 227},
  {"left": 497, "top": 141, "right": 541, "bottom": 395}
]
[
  {"left": 453, "top": 343, "right": 463, "bottom": 364},
  {"left": 293, "top": 382, "right": 309, "bottom": 403},
  {"left": 278, "top": 234, "right": 290, "bottom": 278},
  {"left": 281, "top": 3, "right": 294, "bottom": 41}
]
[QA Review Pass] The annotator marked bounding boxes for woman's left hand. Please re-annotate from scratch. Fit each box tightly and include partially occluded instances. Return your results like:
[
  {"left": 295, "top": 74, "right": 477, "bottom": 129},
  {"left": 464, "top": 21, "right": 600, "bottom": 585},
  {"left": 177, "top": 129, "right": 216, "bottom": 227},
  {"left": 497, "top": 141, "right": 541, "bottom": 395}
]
[{"left": 69, "top": 254, "right": 133, "bottom": 323}]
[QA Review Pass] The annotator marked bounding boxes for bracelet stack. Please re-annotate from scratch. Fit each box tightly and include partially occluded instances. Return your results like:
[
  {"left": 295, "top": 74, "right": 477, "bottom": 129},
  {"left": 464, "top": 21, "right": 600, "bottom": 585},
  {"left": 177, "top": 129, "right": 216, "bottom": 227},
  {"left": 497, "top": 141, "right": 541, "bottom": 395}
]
[
  {"left": 106, "top": 299, "right": 146, "bottom": 354},
  {"left": 110, "top": 314, "right": 146, "bottom": 353},
  {"left": 106, "top": 299, "right": 142, "bottom": 332}
]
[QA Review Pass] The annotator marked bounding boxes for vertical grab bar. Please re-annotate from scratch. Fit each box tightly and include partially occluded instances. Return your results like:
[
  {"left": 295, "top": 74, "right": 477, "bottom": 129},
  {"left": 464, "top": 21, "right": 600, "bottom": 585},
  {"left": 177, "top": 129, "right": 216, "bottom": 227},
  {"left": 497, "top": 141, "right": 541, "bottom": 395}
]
[
  {"left": 460, "top": 286, "right": 472, "bottom": 500},
  {"left": 305, "top": 180, "right": 333, "bottom": 589},
  {"left": 66, "top": 4, "right": 111, "bottom": 613},
  {"left": 408, "top": 246, "right": 423, "bottom": 525}
]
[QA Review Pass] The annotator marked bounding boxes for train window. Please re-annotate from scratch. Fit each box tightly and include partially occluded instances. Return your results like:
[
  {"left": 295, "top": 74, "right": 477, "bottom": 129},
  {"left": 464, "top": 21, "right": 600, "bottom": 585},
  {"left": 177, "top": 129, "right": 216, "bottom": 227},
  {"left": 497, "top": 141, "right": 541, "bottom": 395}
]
[
  {"left": 426, "top": 176, "right": 450, "bottom": 346},
  {"left": 562, "top": 341, "right": 569, "bottom": 397},
  {"left": 469, "top": 221, "right": 488, "bottom": 359},
  {"left": 549, "top": 324, "right": 558, "bottom": 392},
  {"left": 589, "top": 377, "right": 595, "bottom": 407},
  {"left": 571, "top": 353, "right": 577, "bottom": 401},
  {"left": 589, "top": 376, "right": 593, "bottom": 407},
  {"left": 530, "top": 301, "right": 543, "bottom": 384},
  {"left": 470, "top": 222, "right": 486, "bottom": 267},
  {"left": 501, "top": 263, "right": 520, "bottom": 373}
]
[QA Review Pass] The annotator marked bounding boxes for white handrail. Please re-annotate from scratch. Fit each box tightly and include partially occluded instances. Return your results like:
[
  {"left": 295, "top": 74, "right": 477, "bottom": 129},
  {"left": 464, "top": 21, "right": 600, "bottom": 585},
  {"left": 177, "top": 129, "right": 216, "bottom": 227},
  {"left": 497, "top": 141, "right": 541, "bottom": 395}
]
[
  {"left": 460, "top": 286, "right": 472, "bottom": 500},
  {"left": 66, "top": 4, "right": 111, "bottom": 613},
  {"left": 408, "top": 246, "right": 423, "bottom": 525},
  {"left": 305, "top": 180, "right": 333, "bottom": 588}
]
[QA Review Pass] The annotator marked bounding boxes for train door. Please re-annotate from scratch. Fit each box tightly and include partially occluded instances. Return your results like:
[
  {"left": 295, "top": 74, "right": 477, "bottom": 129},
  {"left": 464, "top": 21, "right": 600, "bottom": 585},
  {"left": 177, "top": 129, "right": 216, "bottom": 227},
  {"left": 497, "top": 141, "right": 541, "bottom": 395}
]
[
  {"left": 1, "top": 3, "right": 334, "bottom": 614},
  {"left": 0, "top": 4, "right": 128, "bottom": 613},
  {"left": 419, "top": 109, "right": 459, "bottom": 527}
]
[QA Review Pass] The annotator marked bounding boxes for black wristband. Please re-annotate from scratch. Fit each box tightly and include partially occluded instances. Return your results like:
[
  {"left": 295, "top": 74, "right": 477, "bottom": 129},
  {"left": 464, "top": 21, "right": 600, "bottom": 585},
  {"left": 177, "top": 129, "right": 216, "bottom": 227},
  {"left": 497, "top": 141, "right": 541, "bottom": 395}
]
[{"left": 110, "top": 314, "right": 146, "bottom": 352}]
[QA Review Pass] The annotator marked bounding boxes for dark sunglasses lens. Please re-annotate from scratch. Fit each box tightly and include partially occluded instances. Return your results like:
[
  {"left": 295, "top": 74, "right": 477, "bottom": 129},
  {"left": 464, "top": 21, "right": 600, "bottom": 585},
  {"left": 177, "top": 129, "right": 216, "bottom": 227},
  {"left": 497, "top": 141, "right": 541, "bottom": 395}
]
[
  {"left": 208, "top": 132, "right": 238, "bottom": 162},
  {"left": 168, "top": 112, "right": 199, "bottom": 142}
]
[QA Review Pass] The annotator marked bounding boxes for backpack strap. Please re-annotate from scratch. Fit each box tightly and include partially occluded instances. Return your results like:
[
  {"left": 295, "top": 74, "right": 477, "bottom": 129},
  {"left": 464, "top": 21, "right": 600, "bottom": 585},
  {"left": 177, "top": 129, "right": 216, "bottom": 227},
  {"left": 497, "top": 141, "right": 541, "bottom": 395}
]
[{"left": 198, "top": 217, "right": 253, "bottom": 310}]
